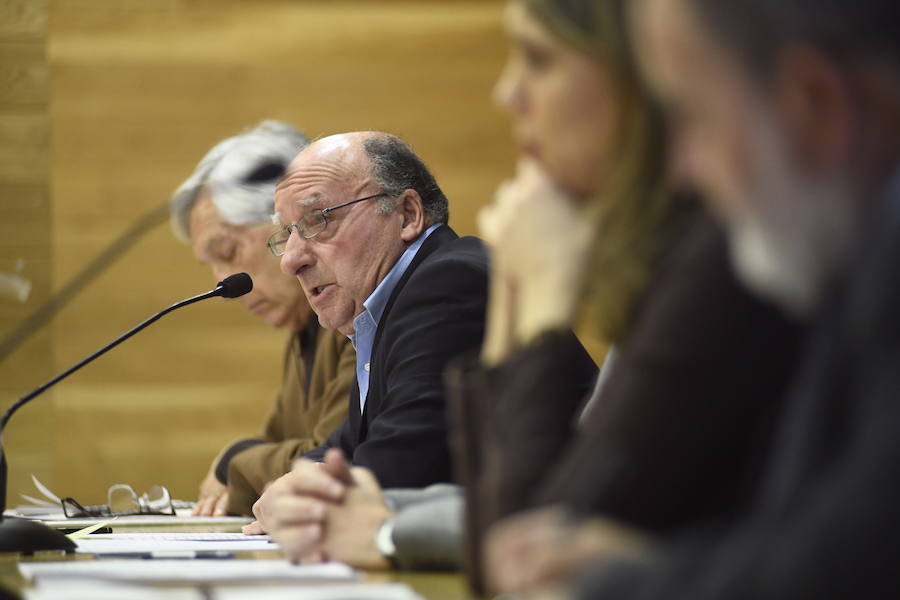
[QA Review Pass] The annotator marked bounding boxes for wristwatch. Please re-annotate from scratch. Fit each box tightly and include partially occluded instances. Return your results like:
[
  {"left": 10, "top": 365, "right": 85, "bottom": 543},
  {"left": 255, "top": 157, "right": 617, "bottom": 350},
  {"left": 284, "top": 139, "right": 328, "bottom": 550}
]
[{"left": 375, "top": 517, "right": 397, "bottom": 565}]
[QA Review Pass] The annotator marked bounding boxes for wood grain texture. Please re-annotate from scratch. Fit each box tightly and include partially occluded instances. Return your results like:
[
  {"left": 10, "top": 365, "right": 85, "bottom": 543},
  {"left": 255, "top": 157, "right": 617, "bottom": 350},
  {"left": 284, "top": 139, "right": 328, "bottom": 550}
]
[
  {"left": 0, "top": 0, "right": 47, "bottom": 40},
  {"left": 0, "top": 0, "right": 54, "bottom": 509}
]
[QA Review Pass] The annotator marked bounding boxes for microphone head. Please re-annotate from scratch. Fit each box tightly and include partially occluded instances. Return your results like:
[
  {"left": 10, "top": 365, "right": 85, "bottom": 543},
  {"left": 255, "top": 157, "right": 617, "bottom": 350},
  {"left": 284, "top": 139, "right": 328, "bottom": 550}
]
[{"left": 216, "top": 273, "right": 253, "bottom": 298}]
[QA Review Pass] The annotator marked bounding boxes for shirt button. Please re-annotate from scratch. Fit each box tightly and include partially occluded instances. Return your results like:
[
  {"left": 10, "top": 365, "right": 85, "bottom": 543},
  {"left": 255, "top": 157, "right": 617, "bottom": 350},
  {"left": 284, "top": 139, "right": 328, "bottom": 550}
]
[{"left": 364, "top": 362, "right": 370, "bottom": 372}]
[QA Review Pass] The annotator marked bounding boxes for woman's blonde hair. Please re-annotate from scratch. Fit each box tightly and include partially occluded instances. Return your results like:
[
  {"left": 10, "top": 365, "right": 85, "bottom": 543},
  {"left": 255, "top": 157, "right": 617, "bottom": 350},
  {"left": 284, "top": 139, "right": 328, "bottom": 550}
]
[{"left": 524, "top": 0, "right": 693, "bottom": 342}]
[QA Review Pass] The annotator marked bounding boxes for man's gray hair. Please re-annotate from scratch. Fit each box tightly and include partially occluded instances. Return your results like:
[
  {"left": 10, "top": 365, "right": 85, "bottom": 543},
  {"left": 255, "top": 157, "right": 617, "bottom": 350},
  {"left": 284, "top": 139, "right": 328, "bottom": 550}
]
[
  {"left": 363, "top": 134, "right": 449, "bottom": 226},
  {"left": 686, "top": 0, "right": 900, "bottom": 81},
  {"left": 170, "top": 120, "right": 309, "bottom": 242}
]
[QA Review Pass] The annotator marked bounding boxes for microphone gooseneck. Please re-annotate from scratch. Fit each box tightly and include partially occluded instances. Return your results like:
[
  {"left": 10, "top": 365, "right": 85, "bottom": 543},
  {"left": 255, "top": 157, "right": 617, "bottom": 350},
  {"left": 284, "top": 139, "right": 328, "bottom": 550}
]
[
  {"left": 0, "top": 273, "right": 253, "bottom": 553},
  {"left": 0, "top": 272, "right": 253, "bottom": 434}
]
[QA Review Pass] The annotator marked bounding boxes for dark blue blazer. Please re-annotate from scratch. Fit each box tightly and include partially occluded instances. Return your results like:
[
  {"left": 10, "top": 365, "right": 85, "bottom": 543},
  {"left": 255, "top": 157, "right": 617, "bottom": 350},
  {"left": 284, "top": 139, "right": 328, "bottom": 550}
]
[{"left": 307, "top": 225, "right": 489, "bottom": 488}]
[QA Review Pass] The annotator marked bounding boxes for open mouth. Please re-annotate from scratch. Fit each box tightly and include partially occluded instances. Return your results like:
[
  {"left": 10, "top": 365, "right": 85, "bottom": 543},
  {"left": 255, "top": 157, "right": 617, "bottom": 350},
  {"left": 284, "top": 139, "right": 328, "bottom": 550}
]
[{"left": 311, "top": 284, "right": 330, "bottom": 298}]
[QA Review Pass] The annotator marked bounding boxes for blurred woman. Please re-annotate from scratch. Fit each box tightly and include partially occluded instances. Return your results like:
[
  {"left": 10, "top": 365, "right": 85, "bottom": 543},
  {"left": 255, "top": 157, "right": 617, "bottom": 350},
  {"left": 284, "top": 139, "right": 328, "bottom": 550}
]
[
  {"left": 450, "top": 0, "right": 803, "bottom": 592},
  {"left": 169, "top": 120, "right": 355, "bottom": 516}
]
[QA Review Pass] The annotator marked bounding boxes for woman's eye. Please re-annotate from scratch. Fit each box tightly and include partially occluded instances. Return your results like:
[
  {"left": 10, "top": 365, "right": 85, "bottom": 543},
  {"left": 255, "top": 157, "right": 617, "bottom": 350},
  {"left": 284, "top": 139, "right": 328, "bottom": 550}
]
[{"left": 522, "top": 44, "right": 551, "bottom": 70}]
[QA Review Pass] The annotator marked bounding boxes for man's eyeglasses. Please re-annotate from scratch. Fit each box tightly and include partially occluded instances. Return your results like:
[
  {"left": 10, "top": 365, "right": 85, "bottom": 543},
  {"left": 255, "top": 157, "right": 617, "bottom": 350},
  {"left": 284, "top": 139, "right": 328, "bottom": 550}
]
[
  {"left": 61, "top": 483, "right": 176, "bottom": 518},
  {"left": 267, "top": 192, "right": 389, "bottom": 257}
]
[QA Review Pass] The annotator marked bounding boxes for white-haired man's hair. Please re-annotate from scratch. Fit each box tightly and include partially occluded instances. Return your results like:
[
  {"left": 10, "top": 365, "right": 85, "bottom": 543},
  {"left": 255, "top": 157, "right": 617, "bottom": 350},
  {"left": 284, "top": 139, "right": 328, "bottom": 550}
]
[{"left": 169, "top": 120, "right": 309, "bottom": 242}]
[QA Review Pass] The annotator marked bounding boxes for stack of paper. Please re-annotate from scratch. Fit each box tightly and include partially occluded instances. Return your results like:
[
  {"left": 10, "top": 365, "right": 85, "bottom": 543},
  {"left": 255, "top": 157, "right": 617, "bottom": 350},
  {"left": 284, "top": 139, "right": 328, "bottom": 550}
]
[
  {"left": 214, "top": 583, "right": 425, "bottom": 600},
  {"left": 20, "top": 559, "right": 357, "bottom": 584},
  {"left": 73, "top": 532, "right": 278, "bottom": 555},
  {"left": 24, "top": 581, "right": 424, "bottom": 600},
  {"left": 24, "top": 582, "right": 203, "bottom": 600}
]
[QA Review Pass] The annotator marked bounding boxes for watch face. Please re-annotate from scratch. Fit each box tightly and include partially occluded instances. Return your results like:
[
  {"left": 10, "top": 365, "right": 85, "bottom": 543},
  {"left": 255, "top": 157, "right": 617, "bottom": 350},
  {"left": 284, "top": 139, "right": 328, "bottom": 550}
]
[{"left": 376, "top": 519, "right": 397, "bottom": 558}]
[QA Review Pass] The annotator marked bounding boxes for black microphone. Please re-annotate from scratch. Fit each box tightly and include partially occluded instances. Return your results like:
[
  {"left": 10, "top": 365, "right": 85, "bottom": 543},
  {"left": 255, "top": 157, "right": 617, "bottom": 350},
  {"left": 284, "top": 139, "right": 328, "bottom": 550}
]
[
  {"left": 215, "top": 272, "right": 253, "bottom": 299},
  {"left": 0, "top": 273, "right": 253, "bottom": 553}
]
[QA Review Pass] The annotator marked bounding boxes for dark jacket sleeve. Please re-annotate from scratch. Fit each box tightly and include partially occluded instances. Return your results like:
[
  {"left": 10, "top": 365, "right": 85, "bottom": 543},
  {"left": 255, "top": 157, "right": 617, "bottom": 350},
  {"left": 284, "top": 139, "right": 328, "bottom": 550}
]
[
  {"left": 575, "top": 214, "right": 900, "bottom": 600},
  {"left": 576, "top": 363, "right": 900, "bottom": 600},
  {"left": 304, "top": 413, "right": 354, "bottom": 463},
  {"left": 446, "top": 332, "right": 598, "bottom": 593},
  {"left": 538, "top": 217, "right": 803, "bottom": 530},
  {"left": 353, "top": 243, "right": 489, "bottom": 488}
]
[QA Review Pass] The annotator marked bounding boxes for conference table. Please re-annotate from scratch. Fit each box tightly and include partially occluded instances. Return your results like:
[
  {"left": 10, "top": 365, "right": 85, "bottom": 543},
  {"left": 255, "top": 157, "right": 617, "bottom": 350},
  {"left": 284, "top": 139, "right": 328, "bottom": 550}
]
[{"left": 0, "top": 518, "right": 478, "bottom": 600}]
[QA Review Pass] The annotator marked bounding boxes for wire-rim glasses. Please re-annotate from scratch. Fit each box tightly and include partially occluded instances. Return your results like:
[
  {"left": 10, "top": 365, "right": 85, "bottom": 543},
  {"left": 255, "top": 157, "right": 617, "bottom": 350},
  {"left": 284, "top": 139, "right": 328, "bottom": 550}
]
[
  {"left": 61, "top": 483, "right": 176, "bottom": 518},
  {"left": 267, "top": 192, "right": 389, "bottom": 257}
]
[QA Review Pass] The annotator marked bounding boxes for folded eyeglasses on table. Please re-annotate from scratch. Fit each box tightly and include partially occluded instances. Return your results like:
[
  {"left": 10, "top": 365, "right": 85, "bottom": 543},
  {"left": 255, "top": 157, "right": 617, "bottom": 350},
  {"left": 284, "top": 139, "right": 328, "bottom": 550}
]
[{"left": 61, "top": 483, "right": 178, "bottom": 518}]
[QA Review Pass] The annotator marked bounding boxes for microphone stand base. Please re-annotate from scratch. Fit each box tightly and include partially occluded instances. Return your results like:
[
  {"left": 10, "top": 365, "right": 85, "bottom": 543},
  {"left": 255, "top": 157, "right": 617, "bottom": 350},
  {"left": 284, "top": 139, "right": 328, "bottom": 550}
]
[{"left": 0, "top": 517, "right": 77, "bottom": 554}]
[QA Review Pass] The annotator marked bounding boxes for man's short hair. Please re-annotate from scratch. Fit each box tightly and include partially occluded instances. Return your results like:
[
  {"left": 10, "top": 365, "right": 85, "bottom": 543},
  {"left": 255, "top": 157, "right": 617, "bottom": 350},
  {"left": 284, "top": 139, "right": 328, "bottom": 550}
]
[
  {"left": 363, "top": 134, "right": 449, "bottom": 226},
  {"left": 686, "top": 0, "right": 900, "bottom": 81}
]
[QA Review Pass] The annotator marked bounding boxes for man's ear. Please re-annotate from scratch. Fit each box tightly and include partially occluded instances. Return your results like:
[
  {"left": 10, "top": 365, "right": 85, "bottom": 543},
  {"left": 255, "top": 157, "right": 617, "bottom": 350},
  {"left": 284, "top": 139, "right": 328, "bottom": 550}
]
[
  {"left": 398, "top": 189, "right": 427, "bottom": 242},
  {"left": 775, "top": 45, "right": 856, "bottom": 171}
]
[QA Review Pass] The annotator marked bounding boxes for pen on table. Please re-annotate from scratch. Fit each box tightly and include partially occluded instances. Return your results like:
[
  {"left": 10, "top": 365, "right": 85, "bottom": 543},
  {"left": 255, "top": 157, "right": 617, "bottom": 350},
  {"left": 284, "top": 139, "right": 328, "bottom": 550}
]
[
  {"left": 59, "top": 526, "right": 113, "bottom": 535},
  {"left": 98, "top": 550, "right": 235, "bottom": 559}
]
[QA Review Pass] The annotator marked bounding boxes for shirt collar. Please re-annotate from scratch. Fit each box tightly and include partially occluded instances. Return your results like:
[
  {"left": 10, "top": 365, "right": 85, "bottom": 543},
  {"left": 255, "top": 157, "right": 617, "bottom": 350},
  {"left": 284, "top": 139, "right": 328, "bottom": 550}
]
[{"left": 349, "top": 223, "right": 442, "bottom": 342}]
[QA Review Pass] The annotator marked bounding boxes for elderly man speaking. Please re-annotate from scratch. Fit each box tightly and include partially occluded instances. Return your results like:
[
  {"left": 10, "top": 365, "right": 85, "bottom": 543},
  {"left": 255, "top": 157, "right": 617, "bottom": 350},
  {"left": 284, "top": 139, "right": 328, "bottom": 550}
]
[{"left": 247, "top": 131, "right": 489, "bottom": 534}]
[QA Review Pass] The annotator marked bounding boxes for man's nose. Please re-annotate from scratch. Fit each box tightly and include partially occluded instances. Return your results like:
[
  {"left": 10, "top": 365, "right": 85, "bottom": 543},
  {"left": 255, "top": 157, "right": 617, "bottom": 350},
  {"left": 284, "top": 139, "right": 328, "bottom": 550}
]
[
  {"left": 493, "top": 58, "right": 525, "bottom": 115},
  {"left": 279, "top": 230, "right": 314, "bottom": 277},
  {"left": 211, "top": 263, "right": 232, "bottom": 282}
]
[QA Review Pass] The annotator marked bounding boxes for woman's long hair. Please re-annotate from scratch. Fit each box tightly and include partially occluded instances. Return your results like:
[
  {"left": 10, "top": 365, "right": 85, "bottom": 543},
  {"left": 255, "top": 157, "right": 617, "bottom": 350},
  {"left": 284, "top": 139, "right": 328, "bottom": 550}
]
[{"left": 525, "top": 0, "right": 693, "bottom": 343}]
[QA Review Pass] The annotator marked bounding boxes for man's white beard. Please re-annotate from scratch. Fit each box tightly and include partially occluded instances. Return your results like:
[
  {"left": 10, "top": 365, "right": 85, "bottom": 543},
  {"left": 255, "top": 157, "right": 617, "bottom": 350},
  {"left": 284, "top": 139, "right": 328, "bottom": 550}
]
[{"left": 727, "top": 108, "right": 862, "bottom": 317}]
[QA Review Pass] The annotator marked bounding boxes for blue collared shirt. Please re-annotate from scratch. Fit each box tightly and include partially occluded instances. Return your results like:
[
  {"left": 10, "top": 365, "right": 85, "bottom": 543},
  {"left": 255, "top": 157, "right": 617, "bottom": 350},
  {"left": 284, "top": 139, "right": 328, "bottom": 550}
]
[{"left": 349, "top": 224, "right": 441, "bottom": 411}]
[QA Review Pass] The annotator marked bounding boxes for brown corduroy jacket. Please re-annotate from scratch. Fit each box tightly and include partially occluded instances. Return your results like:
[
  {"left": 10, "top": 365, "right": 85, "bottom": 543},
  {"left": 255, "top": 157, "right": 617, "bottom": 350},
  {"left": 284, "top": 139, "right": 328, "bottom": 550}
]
[{"left": 219, "top": 325, "right": 355, "bottom": 515}]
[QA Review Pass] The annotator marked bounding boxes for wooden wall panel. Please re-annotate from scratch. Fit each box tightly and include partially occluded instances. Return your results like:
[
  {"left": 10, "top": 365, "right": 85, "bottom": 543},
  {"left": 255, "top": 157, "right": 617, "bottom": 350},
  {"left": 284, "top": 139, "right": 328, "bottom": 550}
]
[{"left": 0, "top": 0, "right": 56, "bottom": 507}]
